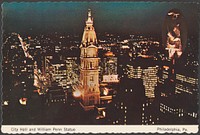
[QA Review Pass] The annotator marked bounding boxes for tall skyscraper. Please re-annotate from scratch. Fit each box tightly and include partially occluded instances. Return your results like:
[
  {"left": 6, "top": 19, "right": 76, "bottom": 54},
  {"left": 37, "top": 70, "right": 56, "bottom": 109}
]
[{"left": 79, "top": 9, "right": 100, "bottom": 110}]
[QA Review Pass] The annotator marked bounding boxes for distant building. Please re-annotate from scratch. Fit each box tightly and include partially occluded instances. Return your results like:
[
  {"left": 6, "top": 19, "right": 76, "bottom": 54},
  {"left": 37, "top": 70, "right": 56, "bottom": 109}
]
[
  {"left": 44, "top": 56, "right": 79, "bottom": 89},
  {"left": 101, "top": 51, "right": 119, "bottom": 83},
  {"left": 126, "top": 58, "right": 159, "bottom": 99},
  {"left": 109, "top": 78, "right": 145, "bottom": 125},
  {"left": 2, "top": 33, "right": 35, "bottom": 106}
]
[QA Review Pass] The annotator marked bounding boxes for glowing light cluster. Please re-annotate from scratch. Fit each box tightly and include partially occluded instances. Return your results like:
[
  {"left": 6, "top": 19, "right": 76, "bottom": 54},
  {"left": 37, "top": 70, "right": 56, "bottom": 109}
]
[{"left": 73, "top": 90, "right": 82, "bottom": 98}]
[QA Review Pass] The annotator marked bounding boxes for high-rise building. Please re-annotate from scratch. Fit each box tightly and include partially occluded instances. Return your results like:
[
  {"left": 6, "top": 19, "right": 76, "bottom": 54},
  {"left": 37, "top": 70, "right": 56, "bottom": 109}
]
[
  {"left": 78, "top": 9, "right": 100, "bottom": 110},
  {"left": 126, "top": 58, "right": 159, "bottom": 99},
  {"left": 111, "top": 78, "right": 145, "bottom": 125},
  {"left": 43, "top": 56, "right": 79, "bottom": 90},
  {"left": 175, "top": 74, "right": 198, "bottom": 95}
]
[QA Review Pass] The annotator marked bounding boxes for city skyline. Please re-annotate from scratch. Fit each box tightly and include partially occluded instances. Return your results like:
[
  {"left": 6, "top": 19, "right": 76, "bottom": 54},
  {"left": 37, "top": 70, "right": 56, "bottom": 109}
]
[
  {"left": 2, "top": 2, "right": 199, "bottom": 35},
  {"left": 1, "top": 2, "right": 199, "bottom": 131}
]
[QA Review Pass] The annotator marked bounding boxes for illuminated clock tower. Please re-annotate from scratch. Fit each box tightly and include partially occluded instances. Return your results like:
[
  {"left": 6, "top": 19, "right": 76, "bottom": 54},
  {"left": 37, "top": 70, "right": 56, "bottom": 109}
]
[{"left": 79, "top": 9, "right": 100, "bottom": 110}]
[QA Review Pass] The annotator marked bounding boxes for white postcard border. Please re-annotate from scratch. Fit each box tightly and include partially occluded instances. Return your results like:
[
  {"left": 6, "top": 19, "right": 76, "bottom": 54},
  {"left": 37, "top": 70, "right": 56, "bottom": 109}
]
[{"left": 1, "top": 125, "right": 199, "bottom": 134}]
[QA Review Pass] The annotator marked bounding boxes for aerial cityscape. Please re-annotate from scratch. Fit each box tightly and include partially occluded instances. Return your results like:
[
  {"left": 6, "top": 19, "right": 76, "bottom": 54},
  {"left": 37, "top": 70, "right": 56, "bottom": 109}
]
[{"left": 1, "top": 2, "right": 199, "bottom": 125}]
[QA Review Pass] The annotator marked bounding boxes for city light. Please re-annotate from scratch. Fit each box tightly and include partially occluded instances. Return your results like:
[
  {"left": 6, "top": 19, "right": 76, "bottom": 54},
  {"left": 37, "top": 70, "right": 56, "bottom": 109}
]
[
  {"left": 19, "top": 98, "right": 27, "bottom": 105},
  {"left": 103, "top": 87, "right": 109, "bottom": 96},
  {"left": 3, "top": 101, "right": 9, "bottom": 106},
  {"left": 73, "top": 90, "right": 82, "bottom": 98}
]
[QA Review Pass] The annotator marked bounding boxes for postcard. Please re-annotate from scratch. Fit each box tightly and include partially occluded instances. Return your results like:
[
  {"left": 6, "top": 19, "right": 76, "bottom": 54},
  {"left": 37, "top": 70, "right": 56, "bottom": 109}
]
[{"left": 1, "top": 1, "right": 199, "bottom": 134}]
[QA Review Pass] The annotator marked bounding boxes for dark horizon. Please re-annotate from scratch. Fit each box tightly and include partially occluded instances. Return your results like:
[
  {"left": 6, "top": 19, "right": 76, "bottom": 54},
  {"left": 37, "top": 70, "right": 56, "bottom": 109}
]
[{"left": 2, "top": 2, "right": 199, "bottom": 36}]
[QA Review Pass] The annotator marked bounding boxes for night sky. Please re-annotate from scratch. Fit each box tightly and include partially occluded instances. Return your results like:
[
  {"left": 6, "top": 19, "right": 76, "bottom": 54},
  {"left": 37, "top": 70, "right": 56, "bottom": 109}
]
[{"left": 2, "top": 2, "right": 199, "bottom": 35}]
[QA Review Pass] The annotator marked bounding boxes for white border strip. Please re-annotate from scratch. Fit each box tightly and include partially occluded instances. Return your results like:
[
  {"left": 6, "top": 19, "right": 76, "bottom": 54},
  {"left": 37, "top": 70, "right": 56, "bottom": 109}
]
[{"left": 1, "top": 125, "right": 199, "bottom": 134}]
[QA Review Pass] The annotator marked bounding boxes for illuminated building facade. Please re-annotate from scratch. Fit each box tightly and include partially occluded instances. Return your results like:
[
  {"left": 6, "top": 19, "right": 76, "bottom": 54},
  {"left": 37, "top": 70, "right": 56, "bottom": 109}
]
[
  {"left": 142, "top": 67, "right": 158, "bottom": 98},
  {"left": 101, "top": 51, "right": 119, "bottom": 83},
  {"left": 126, "top": 63, "right": 158, "bottom": 98},
  {"left": 51, "top": 61, "right": 67, "bottom": 88},
  {"left": 175, "top": 74, "right": 198, "bottom": 95},
  {"left": 44, "top": 57, "right": 79, "bottom": 105},
  {"left": 65, "top": 57, "right": 79, "bottom": 90},
  {"left": 79, "top": 9, "right": 100, "bottom": 109},
  {"left": 44, "top": 56, "right": 79, "bottom": 90},
  {"left": 44, "top": 56, "right": 66, "bottom": 88}
]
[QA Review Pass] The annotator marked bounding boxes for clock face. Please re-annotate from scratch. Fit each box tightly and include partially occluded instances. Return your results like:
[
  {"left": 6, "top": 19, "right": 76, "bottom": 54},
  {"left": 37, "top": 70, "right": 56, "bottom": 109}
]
[
  {"left": 89, "top": 82, "right": 95, "bottom": 87},
  {"left": 162, "top": 9, "right": 187, "bottom": 58}
]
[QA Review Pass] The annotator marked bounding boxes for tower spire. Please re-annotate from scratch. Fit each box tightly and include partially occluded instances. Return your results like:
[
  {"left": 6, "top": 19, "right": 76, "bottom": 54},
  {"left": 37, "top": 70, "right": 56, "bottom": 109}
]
[
  {"left": 81, "top": 9, "right": 97, "bottom": 46},
  {"left": 88, "top": 9, "right": 91, "bottom": 17},
  {"left": 86, "top": 9, "right": 93, "bottom": 25}
]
